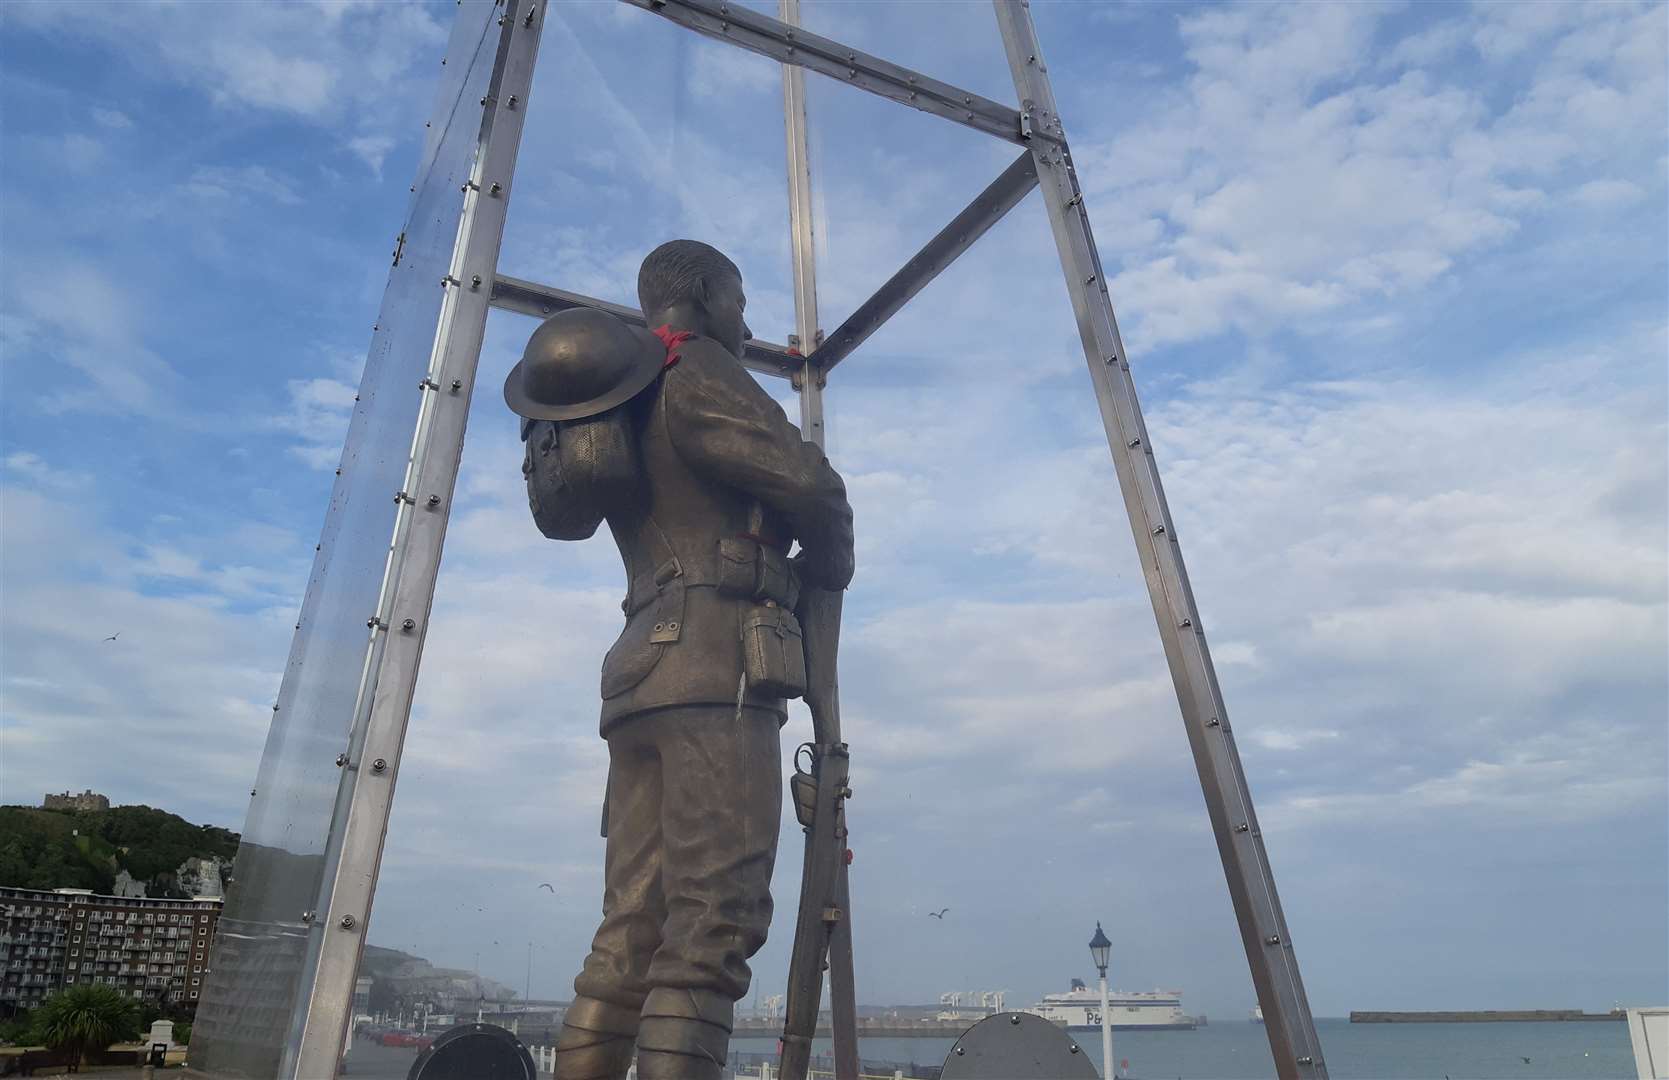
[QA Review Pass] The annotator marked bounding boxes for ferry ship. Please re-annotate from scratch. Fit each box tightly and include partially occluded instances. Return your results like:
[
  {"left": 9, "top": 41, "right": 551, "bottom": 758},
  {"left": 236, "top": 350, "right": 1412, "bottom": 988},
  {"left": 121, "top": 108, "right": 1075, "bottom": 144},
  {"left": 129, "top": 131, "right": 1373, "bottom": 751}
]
[{"left": 1026, "top": 980, "right": 1198, "bottom": 1031}]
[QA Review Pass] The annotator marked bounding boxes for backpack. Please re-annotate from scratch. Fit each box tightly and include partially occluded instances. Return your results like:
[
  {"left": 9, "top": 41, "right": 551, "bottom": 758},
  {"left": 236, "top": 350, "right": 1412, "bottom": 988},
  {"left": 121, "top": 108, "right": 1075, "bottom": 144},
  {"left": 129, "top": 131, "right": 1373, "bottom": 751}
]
[{"left": 522, "top": 402, "right": 648, "bottom": 541}]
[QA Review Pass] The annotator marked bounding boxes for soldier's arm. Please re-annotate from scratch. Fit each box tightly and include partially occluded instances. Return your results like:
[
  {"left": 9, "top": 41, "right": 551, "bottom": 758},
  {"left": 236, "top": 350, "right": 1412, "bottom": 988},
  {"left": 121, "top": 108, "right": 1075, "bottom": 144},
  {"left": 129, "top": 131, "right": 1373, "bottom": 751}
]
[{"left": 664, "top": 342, "right": 854, "bottom": 589}]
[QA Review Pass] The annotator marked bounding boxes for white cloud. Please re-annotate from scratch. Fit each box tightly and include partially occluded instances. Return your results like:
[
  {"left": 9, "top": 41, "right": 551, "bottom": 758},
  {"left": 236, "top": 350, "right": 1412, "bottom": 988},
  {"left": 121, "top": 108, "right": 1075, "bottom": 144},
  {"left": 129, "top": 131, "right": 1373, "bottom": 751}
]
[
  {"left": 1571, "top": 178, "right": 1645, "bottom": 209},
  {"left": 185, "top": 164, "right": 303, "bottom": 205},
  {"left": 1067, "top": 2, "right": 1667, "bottom": 349},
  {"left": 270, "top": 376, "right": 357, "bottom": 469},
  {"left": 3, "top": 451, "right": 89, "bottom": 491},
  {"left": 0, "top": 488, "right": 291, "bottom": 822},
  {"left": 1252, "top": 728, "right": 1339, "bottom": 753},
  {"left": 1381, "top": 19, "right": 1470, "bottom": 70},
  {"left": 687, "top": 39, "right": 779, "bottom": 101},
  {"left": 1211, "top": 641, "right": 1260, "bottom": 667},
  {"left": 91, "top": 107, "right": 132, "bottom": 129},
  {"left": 1267, "top": 720, "right": 1663, "bottom": 831},
  {"left": 3, "top": 262, "right": 185, "bottom": 417},
  {"left": 18, "top": 132, "right": 110, "bottom": 173},
  {"left": 58, "top": 133, "right": 106, "bottom": 171},
  {"left": 347, "top": 134, "right": 397, "bottom": 177},
  {"left": 4, "top": 0, "right": 446, "bottom": 124}
]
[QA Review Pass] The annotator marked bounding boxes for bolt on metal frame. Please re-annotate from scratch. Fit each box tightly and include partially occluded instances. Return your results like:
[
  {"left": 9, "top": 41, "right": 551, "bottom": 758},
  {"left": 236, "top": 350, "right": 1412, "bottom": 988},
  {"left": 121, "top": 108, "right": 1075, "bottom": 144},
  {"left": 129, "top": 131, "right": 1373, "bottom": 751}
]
[{"left": 207, "top": 0, "right": 1327, "bottom": 1076}]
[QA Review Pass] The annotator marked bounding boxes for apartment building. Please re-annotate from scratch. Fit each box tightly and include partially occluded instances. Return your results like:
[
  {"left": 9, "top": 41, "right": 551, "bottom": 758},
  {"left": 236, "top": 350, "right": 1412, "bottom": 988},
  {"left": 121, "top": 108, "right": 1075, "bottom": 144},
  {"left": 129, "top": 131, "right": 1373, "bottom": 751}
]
[{"left": 0, "top": 885, "right": 222, "bottom": 1015}]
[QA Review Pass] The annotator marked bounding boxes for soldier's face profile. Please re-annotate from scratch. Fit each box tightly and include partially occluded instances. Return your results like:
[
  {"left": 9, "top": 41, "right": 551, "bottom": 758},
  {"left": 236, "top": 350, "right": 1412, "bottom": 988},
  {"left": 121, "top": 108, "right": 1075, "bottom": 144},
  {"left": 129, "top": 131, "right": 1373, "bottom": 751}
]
[{"left": 703, "top": 271, "right": 751, "bottom": 359}]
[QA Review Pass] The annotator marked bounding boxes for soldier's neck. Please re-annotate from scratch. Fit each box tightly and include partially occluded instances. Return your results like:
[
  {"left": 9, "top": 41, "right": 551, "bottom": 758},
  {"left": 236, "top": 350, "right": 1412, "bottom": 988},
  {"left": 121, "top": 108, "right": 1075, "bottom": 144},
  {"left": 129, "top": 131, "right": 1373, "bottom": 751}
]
[{"left": 646, "top": 303, "right": 711, "bottom": 340}]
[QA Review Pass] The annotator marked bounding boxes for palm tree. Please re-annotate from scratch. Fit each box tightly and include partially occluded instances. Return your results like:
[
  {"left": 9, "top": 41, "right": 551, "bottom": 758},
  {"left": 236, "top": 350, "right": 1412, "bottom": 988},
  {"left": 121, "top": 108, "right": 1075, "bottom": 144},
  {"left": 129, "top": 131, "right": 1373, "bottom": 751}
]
[{"left": 32, "top": 984, "right": 141, "bottom": 1072}]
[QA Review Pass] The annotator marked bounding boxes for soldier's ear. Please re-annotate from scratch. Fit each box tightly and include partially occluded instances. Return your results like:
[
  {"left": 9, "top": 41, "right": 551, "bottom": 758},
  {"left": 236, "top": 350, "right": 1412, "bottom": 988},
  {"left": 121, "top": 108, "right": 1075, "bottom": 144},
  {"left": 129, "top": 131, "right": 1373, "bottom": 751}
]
[{"left": 690, "top": 275, "right": 713, "bottom": 315}]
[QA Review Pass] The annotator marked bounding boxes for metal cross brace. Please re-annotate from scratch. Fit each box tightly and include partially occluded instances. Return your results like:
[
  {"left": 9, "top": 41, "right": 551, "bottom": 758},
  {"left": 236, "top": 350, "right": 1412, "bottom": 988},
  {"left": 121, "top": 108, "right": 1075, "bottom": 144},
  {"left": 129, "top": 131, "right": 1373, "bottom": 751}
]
[{"left": 621, "top": 0, "right": 1059, "bottom": 148}]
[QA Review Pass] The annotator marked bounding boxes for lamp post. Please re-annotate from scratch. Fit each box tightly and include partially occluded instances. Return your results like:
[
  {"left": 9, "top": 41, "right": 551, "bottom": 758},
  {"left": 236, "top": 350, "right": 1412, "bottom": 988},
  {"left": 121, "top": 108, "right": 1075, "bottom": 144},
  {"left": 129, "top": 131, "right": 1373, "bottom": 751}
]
[{"left": 1089, "top": 922, "right": 1114, "bottom": 1079}]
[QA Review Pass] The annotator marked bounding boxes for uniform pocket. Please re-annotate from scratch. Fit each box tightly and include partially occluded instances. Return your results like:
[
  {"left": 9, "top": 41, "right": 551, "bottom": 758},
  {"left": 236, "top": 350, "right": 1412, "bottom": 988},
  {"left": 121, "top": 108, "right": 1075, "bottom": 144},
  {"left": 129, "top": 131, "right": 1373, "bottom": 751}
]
[
  {"left": 600, "top": 612, "right": 665, "bottom": 699},
  {"left": 717, "top": 537, "right": 757, "bottom": 596}
]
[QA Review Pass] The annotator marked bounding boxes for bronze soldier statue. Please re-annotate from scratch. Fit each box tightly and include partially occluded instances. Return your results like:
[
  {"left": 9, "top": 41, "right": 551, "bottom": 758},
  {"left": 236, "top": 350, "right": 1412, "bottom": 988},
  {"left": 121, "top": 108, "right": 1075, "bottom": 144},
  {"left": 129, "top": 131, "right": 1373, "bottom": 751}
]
[{"left": 503, "top": 240, "right": 854, "bottom": 1080}]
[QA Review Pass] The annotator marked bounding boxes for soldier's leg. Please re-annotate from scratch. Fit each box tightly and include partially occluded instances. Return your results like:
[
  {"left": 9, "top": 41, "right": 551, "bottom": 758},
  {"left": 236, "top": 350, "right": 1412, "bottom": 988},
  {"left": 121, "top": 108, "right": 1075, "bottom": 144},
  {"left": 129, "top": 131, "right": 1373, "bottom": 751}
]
[
  {"left": 637, "top": 705, "right": 782, "bottom": 1080},
  {"left": 557, "top": 722, "right": 664, "bottom": 1080}
]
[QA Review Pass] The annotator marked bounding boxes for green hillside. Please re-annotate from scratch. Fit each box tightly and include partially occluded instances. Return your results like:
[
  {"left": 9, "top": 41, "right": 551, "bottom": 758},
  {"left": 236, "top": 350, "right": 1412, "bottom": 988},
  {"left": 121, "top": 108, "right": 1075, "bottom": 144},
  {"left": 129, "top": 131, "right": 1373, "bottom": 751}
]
[{"left": 0, "top": 805, "right": 239, "bottom": 898}]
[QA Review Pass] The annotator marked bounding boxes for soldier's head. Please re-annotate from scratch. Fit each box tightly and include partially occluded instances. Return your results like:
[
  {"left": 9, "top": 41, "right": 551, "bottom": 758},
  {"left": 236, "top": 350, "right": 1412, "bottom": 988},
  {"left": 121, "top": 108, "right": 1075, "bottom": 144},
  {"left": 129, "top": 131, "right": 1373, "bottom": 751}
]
[{"left": 637, "top": 240, "right": 752, "bottom": 359}]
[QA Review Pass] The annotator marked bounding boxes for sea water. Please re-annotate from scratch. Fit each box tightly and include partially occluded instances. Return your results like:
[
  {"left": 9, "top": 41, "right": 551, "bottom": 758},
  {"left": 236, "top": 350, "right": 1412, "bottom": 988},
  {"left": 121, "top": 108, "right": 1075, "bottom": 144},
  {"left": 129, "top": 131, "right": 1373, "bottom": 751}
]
[{"left": 730, "top": 1018, "right": 1636, "bottom": 1079}]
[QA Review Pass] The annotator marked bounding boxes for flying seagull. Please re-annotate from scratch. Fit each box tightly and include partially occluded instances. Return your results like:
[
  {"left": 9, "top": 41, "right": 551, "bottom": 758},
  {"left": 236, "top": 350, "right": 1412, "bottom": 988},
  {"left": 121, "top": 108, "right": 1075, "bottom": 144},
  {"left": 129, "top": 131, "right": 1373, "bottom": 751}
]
[
  {"left": 538, "top": 883, "right": 555, "bottom": 892},
  {"left": 928, "top": 908, "right": 950, "bottom": 919},
  {"left": 103, "top": 632, "right": 120, "bottom": 642}
]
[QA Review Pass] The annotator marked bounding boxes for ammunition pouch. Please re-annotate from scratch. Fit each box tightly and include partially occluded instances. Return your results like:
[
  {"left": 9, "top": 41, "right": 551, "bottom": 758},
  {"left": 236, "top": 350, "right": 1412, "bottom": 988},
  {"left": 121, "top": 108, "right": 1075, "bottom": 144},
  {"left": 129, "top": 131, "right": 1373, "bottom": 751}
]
[{"left": 716, "top": 537, "right": 800, "bottom": 609}]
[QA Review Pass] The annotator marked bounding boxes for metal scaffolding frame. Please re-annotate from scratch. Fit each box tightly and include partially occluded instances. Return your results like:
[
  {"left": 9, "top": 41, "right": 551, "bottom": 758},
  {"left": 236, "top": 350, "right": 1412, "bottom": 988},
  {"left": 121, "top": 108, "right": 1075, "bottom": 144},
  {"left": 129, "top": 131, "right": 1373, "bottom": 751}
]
[{"left": 203, "top": 1, "right": 1329, "bottom": 1077}]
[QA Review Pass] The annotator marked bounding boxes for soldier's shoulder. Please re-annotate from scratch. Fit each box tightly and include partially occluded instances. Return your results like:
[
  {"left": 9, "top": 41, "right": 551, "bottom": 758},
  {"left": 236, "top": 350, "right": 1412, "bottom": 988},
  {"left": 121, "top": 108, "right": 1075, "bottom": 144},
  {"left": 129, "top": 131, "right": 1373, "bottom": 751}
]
[
  {"left": 673, "top": 335, "right": 742, "bottom": 368},
  {"left": 667, "top": 337, "right": 769, "bottom": 398}
]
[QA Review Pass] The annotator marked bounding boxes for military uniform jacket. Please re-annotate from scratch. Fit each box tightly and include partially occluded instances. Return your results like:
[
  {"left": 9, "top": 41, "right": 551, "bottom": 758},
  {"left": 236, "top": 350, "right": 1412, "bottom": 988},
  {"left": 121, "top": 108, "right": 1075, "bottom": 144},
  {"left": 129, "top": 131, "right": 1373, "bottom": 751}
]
[{"left": 530, "top": 333, "right": 854, "bottom": 735}]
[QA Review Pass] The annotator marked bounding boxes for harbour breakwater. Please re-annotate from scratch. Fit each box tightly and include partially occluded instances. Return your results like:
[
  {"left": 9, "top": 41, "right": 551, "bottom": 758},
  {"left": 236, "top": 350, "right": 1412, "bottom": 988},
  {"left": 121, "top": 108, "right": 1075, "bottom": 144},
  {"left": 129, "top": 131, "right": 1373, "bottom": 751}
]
[
  {"left": 734, "top": 1019, "right": 975, "bottom": 1038},
  {"left": 1350, "top": 1010, "right": 1625, "bottom": 1023}
]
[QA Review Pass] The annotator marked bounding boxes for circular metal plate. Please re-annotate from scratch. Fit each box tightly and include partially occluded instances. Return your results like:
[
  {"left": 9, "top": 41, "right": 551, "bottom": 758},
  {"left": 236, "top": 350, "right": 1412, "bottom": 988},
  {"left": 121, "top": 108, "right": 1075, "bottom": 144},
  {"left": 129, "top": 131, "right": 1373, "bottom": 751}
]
[
  {"left": 940, "top": 1012, "right": 1102, "bottom": 1079},
  {"left": 406, "top": 1022, "right": 536, "bottom": 1080}
]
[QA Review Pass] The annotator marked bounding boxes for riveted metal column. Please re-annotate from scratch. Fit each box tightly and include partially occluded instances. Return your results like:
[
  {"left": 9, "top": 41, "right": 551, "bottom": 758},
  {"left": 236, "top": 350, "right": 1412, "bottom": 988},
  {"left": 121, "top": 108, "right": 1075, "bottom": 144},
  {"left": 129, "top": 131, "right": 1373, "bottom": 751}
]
[
  {"left": 991, "top": 3, "right": 1327, "bottom": 1078},
  {"left": 287, "top": 3, "right": 546, "bottom": 1076},
  {"left": 781, "top": 0, "right": 825, "bottom": 439},
  {"left": 779, "top": 5, "right": 857, "bottom": 1077}
]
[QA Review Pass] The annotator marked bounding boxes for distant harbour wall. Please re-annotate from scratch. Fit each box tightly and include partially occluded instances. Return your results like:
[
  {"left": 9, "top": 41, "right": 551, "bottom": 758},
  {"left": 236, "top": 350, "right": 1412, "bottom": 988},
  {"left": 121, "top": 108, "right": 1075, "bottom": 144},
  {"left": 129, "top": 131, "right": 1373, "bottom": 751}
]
[
  {"left": 733, "top": 1016, "right": 1199, "bottom": 1038},
  {"left": 734, "top": 1020, "right": 972, "bottom": 1039},
  {"left": 1350, "top": 1010, "right": 1625, "bottom": 1023}
]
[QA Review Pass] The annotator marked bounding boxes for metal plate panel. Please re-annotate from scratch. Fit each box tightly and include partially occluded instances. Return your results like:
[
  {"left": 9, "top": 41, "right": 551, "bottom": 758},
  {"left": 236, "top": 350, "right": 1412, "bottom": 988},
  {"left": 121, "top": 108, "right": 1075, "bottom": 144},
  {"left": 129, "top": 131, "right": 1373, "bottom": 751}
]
[
  {"left": 289, "top": 0, "right": 545, "bottom": 1075},
  {"left": 186, "top": 5, "right": 505, "bottom": 1076},
  {"left": 939, "top": 1013, "right": 1100, "bottom": 1080}
]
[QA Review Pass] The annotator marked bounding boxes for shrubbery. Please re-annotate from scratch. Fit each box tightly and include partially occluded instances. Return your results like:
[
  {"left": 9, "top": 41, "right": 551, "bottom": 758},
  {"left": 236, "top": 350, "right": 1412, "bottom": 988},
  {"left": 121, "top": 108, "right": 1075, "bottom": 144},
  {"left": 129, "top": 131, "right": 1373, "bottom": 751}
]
[{"left": 28, "top": 984, "right": 142, "bottom": 1065}]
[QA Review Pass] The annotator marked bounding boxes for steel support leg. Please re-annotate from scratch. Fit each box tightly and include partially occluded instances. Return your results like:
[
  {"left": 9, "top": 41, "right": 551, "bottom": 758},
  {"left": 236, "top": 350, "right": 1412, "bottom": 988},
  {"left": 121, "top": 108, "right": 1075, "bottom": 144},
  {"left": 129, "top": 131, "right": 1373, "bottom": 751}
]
[
  {"left": 288, "top": 3, "right": 546, "bottom": 1077},
  {"left": 779, "top": 3, "right": 857, "bottom": 1077},
  {"left": 991, "top": 3, "right": 1328, "bottom": 1078}
]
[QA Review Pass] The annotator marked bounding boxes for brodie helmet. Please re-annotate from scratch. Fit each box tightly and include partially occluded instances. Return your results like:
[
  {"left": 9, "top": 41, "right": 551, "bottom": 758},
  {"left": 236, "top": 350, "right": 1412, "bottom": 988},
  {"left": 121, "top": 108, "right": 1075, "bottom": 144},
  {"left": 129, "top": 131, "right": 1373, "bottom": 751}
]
[{"left": 503, "top": 308, "right": 664, "bottom": 422}]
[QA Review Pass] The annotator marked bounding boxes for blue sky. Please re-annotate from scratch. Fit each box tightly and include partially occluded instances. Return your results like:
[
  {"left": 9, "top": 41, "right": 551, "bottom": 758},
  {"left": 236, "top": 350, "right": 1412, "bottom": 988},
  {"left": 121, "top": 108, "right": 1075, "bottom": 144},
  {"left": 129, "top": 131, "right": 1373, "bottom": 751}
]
[{"left": 2, "top": 0, "right": 1665, "bottom": 1038}]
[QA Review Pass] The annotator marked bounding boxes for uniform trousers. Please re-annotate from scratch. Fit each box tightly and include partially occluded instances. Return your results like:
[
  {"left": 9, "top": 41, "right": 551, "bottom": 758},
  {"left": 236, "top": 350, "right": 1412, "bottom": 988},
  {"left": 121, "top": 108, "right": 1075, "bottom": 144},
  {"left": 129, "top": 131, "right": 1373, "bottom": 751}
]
[{"left": 574, "top": 704, "right": 782, "bottom": 1008}]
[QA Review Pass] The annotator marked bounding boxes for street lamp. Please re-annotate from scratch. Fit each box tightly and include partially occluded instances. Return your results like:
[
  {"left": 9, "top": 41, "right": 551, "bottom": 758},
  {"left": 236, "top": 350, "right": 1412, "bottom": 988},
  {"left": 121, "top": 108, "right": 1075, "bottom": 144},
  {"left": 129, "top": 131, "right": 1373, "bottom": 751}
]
[{"left": 1089, "top": 922, "right": 1114, "bottom": 1079}]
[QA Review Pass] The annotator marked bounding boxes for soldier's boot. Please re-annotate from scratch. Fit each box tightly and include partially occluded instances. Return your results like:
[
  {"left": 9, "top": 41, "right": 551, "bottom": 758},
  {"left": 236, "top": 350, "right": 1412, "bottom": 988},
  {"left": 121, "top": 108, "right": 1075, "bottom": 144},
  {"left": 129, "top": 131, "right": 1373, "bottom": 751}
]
[
  {"left": 633, "top": 987, "right": 734, "bottom": 1080},
  {"left": 553, "top": 996, "right": 640, "bottom": 1080}
]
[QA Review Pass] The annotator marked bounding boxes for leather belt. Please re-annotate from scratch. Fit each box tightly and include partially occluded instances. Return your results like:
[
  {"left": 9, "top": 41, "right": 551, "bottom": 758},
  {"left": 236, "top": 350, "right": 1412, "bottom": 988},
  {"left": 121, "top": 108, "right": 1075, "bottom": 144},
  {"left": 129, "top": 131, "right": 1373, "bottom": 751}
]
[{"left": 622, "top": 542, "right": 800, "bottom": 617}]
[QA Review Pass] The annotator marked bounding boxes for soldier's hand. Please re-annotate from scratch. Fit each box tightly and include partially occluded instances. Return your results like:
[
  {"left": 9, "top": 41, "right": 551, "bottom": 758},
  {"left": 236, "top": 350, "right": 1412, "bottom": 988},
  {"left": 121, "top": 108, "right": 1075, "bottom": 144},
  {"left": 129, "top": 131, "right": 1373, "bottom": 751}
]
[{"left": 792, "top": 549, "right": 853, "bottom": 592}]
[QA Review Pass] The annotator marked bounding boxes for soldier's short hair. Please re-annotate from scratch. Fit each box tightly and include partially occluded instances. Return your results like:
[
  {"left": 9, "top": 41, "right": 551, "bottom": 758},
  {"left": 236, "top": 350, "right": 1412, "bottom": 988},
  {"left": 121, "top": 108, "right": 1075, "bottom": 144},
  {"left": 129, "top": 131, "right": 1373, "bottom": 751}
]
[{"left": 637, "top": 240, "right": 741, "bottom": 317}]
